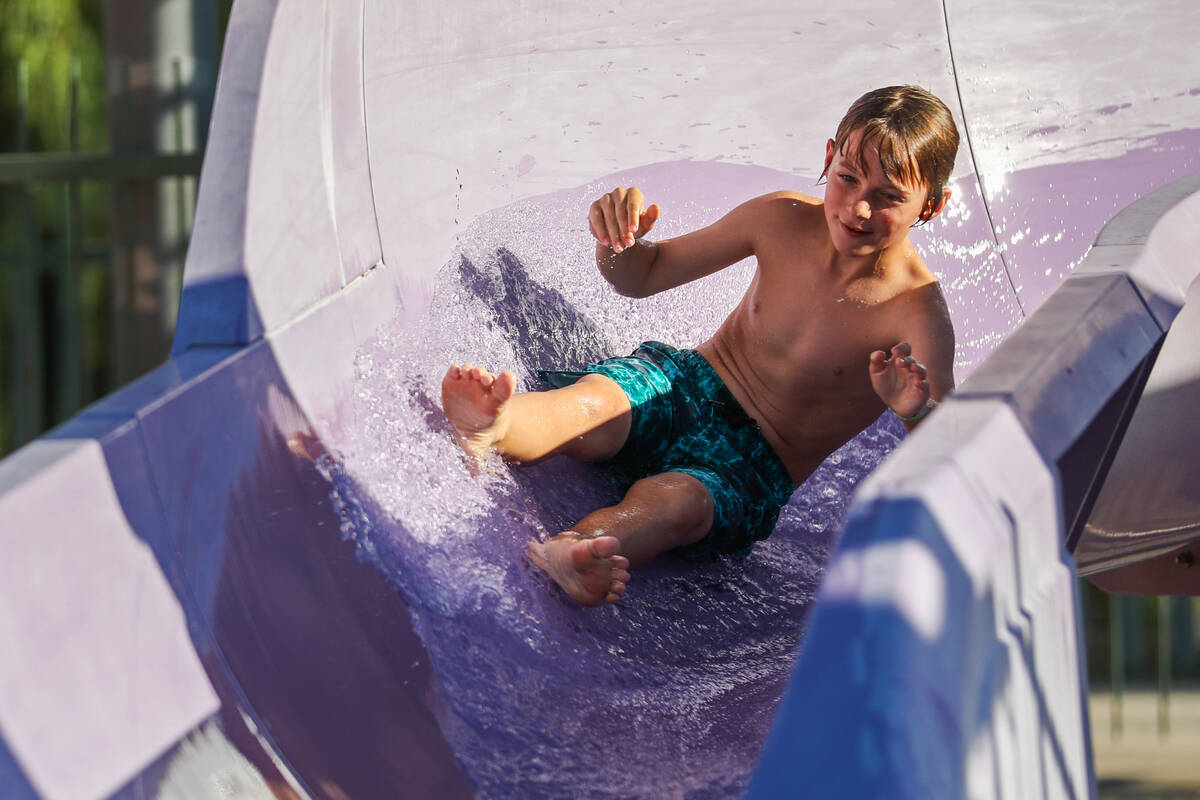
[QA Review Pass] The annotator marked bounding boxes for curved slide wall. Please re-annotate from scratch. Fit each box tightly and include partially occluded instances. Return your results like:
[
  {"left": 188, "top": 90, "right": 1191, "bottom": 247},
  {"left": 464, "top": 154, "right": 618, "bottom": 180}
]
[{"left": 1, "top": 0, "right": 1199, "bottom": 797}]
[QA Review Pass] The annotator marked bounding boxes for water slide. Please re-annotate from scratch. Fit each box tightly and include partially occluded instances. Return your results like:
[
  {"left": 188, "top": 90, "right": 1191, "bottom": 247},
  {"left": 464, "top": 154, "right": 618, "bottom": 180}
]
[{"left": 2, "top": 1, "right": 1199, "bottom": 797}]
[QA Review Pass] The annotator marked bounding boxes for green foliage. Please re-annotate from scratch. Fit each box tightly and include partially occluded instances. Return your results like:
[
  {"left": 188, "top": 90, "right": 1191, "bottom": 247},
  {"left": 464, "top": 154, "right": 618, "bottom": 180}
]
[
  {"left": 0, "top": 0, "right": 107, "bottom": 153},
  {"left": 0, "top": 0, "right": 229, "bottom": 455},
  {"left": 0, "top": 0, "right": 110, "bottom": 259},
  {"left": 1, "top": 0, "right": 108, "bottom": 456}
]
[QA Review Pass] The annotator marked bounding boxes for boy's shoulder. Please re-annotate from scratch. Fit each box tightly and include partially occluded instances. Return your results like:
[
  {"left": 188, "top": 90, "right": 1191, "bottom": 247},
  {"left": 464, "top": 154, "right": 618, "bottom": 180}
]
[
  {"left": 741, "top": 189, "right": 825, "bottom": 233},
  {"left": 896, "top": 278, "right": 955, "bottom": 342},
  {"left": 751, "top": 189, "right": 823, "bottom": 211}
]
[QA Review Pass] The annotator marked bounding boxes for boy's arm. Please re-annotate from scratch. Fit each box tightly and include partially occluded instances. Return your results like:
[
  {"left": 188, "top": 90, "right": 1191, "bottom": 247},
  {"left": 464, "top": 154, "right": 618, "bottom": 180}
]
[
  {"left": 869, "top": 289, "right": 955, "bottom": 432},
  {"left": 589, "top": 187, "right": 766, "bottom": 298}
]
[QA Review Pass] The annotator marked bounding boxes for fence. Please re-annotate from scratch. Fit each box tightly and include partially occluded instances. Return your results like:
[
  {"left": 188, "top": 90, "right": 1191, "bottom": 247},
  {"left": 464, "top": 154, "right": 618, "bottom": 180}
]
[
  {"left": 1095, "top": 588, "right": 1200, "bottom": 738},
  {"left": 0, "top": 58, "right": 202, "bottom": 457}
]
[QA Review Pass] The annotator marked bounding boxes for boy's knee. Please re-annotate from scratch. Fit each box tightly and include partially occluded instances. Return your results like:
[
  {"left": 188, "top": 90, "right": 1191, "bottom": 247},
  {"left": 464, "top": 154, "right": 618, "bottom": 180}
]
[{"left": 628, "top": 472, "right": 714, "bottom": 542}]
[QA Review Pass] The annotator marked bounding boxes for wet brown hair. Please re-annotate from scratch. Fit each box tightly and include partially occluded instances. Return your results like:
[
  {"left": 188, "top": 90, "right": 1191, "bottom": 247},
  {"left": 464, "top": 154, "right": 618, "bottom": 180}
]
[{"left": 823, "top": 85, "right": 960, "bottom": 224}]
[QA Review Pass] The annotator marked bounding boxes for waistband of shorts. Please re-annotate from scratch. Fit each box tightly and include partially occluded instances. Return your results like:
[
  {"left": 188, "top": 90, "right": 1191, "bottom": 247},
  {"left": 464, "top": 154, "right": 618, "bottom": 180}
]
[{"left": 635, "top": 341, "right": 794, "bottom": 499}]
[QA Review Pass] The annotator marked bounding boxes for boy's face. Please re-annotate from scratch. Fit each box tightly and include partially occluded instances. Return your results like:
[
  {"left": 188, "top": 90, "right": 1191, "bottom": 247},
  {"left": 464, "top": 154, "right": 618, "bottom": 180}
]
[{"left": 821, "top": 131, "right": 947, "bottom": 258}]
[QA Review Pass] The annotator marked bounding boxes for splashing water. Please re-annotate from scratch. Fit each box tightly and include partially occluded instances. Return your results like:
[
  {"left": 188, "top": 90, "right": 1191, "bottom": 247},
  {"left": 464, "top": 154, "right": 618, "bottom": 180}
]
[{"left": 319, "top": 168, "right": 906, "bottom": 798}]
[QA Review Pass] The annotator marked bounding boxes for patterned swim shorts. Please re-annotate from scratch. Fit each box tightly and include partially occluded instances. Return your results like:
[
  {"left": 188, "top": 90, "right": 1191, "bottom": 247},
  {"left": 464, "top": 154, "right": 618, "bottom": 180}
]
[{"left": 538, "top": 341, "right": 795, "bottom": 559}]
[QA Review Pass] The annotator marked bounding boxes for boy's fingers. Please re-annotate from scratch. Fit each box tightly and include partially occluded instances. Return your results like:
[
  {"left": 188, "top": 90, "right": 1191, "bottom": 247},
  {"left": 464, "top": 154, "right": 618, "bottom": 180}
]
[
  {"left": 638, "top": 203, "right": 661, "bottom": 237},
  {"left": 615, "top": 194, "right": 631, "bottom": 240},
  {"left": 588, "top": 206, "right": 609, "bottom": 245},
  {"left": 603, "top": 200, "right": 625, "bottom": 251},
  {"left": 868, "top": 350, "right": 888, "bottom": 372},
  {"left": 594, "top": 186, "right": 656, "bottom": 250},
  {"left": 626, "top": 187, "right": 645, "bottom": 234},
  {"left": 606, "top": 187, "right": 627, "bottom": 236}
]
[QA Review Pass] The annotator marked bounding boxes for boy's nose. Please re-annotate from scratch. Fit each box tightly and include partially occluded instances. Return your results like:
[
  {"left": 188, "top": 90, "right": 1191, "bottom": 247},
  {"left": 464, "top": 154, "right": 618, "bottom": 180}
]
[{"left": 853, "top": 199, "right": 871, "bottom": 219}]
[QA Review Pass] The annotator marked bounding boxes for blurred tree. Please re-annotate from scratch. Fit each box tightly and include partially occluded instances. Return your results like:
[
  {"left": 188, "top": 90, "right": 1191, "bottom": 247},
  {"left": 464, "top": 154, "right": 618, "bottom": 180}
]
[
  {"left": 0, "top": 0, "right": 107, "bottom": 154},
  {"left": 0, "top": 0, "right": 109, "bottom": 457},
  {"left": 1, "top": 0, "right": 231, "bottom": 456},
  {"left": 0, "top": 0, "right": 110, "bottom": 267}
]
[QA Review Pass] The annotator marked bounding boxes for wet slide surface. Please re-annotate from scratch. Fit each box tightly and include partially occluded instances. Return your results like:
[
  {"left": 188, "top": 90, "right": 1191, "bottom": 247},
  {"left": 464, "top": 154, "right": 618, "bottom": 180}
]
[
  {"left": 319, "top": 163, "right": 902, "bottom": 796},
  {"left": 1, "top": 0, "right": 1199, "bottom": 797}
]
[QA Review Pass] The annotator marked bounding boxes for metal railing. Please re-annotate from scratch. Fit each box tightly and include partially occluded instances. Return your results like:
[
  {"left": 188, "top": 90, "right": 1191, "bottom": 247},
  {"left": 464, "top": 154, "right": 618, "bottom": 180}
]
[
  {"left": 1, "top": 58, "right": 201, "bottom": 456},
  {"left": 1105, "top": 591, "right": 1195, "bottom": 739}
]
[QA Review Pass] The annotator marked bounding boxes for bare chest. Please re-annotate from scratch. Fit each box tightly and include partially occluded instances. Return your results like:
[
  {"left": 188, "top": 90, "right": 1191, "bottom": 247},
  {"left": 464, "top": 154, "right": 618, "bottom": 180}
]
[{"left": 739, "top": 274, "right": 904, "bottom": 395}]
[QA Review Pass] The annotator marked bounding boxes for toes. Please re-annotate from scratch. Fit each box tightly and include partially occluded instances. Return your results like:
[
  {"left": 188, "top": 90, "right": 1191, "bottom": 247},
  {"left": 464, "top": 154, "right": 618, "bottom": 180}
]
[
  {"left": 524, "top": 540, "right": 548, "bottom": 571},
  {"left": 604, "top": 580, "right": 625, "bottom": 603},
  {"left": 493, "top": 371, "right": 517, "bottom": 402},
  {"left": 587, "top": 535, "right": 621, "bottom": 559},
  {"left": 446, "top": 364, "right": 484, "bottom": 384},
  {"left": 464, "top": 365, "right": 506, "bottom": 390},
  {"left": 444, "top": 363, "right": 512, "bottom": 392},
  {"left": 533, "top": 533, "right": 630, "bottom": 607}
]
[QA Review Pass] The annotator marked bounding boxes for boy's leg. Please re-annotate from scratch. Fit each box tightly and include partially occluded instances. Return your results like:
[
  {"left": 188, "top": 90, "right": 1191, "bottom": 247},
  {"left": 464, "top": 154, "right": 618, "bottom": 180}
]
[
  {"left": 442, "top": 364, "right": 632, "bottom": 464},
  {"left": 526, "top": 471, "right": 715, "bottom": 606}
]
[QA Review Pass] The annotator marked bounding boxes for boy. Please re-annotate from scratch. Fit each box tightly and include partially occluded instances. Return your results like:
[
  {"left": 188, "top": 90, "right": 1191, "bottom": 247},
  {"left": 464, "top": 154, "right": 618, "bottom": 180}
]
[{"left": 441, "top": 86, "right": 958, "bottom": 606}]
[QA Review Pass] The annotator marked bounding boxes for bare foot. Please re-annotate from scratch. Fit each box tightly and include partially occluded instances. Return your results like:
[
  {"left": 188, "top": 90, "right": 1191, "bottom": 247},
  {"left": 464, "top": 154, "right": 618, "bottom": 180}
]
[
  {"left": 527, "top": 532, "right": 632, "bottom": 606},
  {"left": 441, "top": 364, "right": 518, "bottom": 462}
]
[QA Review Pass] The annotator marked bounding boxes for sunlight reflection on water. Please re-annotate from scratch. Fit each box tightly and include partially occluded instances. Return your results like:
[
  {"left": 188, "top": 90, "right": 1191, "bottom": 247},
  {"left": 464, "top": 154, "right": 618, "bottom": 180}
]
[{"left": 316, "top": 165, "right": 938, "bottom": 797}]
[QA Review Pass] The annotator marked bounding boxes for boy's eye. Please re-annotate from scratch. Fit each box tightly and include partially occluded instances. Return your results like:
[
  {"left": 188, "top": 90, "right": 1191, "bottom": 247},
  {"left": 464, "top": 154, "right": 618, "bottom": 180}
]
[{"left": 838, "top": 173, "right": 856, "bottom": 183}]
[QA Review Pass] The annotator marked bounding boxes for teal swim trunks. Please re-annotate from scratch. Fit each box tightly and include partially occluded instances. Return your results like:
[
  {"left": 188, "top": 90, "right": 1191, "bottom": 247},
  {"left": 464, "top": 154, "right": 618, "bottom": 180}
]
[{"left": 538, "top": 341, "right": 795, "bottom": 560}]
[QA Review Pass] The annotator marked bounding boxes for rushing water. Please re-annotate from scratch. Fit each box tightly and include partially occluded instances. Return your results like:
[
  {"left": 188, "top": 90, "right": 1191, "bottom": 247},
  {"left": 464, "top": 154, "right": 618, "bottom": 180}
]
[{"left": 308, "top": 167, "right": 911, "bottom": 798}]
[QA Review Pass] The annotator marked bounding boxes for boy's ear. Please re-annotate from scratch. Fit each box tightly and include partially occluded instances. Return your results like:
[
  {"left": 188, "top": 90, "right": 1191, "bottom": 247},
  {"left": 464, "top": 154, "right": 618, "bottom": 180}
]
[
  {"left": 823, "top": 139, "right": 835, "bottom": 173},
  {"left": 921, "top": 187, "right": 952, "bottom": 222}
]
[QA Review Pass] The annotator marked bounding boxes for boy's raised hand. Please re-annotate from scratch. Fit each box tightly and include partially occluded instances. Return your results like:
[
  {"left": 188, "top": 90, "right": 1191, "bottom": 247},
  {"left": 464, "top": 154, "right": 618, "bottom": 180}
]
[
  {"left": 588, "top": 187, "right": 660, "bottom": 254},
  {"left": 869, "top": 342, "right": 930, "bottom": 419}
]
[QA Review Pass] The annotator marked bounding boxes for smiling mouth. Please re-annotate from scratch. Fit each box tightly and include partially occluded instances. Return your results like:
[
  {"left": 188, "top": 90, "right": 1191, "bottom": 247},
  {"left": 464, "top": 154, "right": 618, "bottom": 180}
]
[{"left": 840, "top": 220, "right": 869, "bottom": 237}]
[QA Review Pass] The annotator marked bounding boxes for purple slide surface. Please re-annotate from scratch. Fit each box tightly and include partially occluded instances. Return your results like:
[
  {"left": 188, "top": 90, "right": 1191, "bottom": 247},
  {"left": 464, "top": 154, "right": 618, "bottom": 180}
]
[{"left": 1, "top": 1, "right": 1199, "bottom": 798}]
